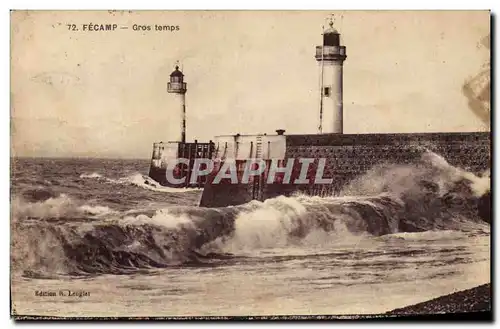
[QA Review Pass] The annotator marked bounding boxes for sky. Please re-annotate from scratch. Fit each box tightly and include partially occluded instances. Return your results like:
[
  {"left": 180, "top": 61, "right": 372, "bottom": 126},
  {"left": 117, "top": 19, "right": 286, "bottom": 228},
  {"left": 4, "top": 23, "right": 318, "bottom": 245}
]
[{"left": 11, "top": 10, "right": 490, "bottom": 159}]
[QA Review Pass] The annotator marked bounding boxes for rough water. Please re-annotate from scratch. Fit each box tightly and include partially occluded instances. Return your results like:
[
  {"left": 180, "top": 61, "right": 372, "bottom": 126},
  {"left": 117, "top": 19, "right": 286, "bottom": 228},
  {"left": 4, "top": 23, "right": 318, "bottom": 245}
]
[{"left": 10, "top": 152, "right": 490, "bottom": 317}]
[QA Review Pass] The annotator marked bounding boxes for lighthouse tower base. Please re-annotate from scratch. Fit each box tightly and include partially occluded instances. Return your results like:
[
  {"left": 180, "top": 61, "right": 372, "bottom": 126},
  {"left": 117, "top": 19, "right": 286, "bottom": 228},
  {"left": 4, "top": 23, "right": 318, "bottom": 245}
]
[{"left": 148, "top": 140, "right": 215, "bottom": 188}]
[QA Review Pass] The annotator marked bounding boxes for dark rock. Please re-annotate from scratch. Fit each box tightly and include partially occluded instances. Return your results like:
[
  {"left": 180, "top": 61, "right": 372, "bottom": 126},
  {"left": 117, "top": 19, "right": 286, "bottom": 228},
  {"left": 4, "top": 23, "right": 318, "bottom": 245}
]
[{"left": 387, "top": 283, "right": 491, "bottom": 315}]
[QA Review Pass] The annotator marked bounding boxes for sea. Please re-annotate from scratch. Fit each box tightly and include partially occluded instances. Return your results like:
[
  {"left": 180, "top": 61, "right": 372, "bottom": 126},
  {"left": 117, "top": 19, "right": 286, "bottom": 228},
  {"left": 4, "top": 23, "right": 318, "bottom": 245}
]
[{"left": 10, "top": 152, "right": 490, "bottom": 317}]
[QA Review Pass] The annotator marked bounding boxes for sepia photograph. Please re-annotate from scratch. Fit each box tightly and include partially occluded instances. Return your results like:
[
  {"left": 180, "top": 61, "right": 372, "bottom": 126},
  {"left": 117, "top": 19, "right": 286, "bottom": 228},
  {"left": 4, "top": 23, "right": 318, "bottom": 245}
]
[{"left": 10, "top": 10, "right": 491, "bottom": 320}]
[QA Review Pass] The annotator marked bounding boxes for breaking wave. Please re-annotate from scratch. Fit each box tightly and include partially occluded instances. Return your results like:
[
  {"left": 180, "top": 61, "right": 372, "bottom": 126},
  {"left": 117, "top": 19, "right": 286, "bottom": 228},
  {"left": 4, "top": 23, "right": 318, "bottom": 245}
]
[
  {"left": 11, "top": 194, "right": 116, "bottom": 220},
  {"left": 80, "top": 172, "right": 202, "bottom": 193},
  {"left": 12, "top": 151, "right": 490, "bottom": 277},
  {"left": 79, "top": 172, "right": 103, "bottom": 179}
]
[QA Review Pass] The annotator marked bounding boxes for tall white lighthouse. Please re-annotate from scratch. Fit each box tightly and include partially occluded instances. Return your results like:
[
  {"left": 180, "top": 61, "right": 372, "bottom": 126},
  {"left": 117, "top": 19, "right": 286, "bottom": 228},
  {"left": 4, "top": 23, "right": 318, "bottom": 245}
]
[
  {"left": 315, "top": 19, "right": 347, "bottom": 134},
  {"left": 167, "top": 65, "right": 187, "bottom": 143}
]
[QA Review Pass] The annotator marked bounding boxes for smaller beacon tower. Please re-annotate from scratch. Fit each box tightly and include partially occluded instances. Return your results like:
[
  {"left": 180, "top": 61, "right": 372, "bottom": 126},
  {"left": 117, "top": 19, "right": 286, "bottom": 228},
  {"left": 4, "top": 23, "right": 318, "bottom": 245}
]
[
  {"left": 315, "top": 18, "right": 347, "bottom": 134},
  {"left": 149, "top": 64, "right": 215, "bottom": 188},
  {"left": 167, "top": 65, "right": 187, "bottom": 143}
]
